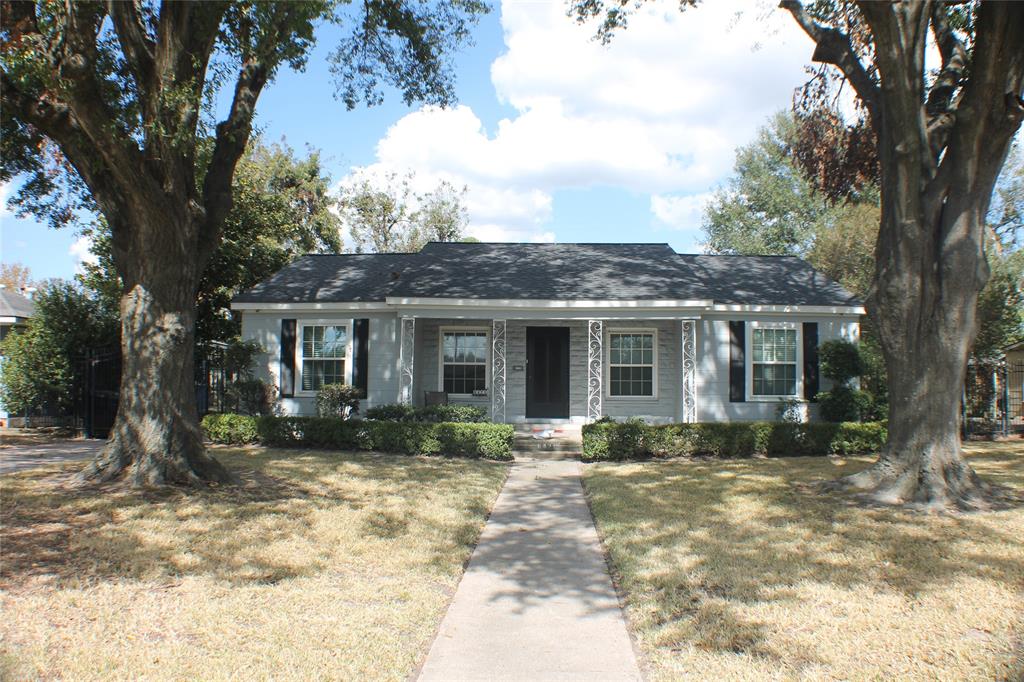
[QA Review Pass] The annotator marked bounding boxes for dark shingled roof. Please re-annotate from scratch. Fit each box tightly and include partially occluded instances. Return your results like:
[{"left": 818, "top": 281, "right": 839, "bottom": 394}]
[
  {"left": 0, "top": 288, "right": 35, "bottom": 319},
  {"left": 233, "top": 242, "right": 860, "bottom": 307}
]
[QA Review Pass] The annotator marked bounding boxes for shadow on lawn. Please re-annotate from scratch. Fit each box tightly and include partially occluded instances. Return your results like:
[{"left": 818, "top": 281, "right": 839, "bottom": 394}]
[
  {"left": 584, "top": 446, "right": 1024, "bottom": 665},
  {"left": 0, "top": 449, "right": 506, "bottom": 589}
]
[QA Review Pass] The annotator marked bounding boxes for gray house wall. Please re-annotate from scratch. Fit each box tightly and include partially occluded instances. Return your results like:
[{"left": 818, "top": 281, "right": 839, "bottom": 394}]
[{"left": 239, "top": 310, "right": 859, "bottom": 422}]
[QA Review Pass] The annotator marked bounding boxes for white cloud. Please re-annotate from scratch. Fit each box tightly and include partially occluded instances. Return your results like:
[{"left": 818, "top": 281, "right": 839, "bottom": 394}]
[
  {"left": 0, "top": 180, "right": 14, "bottom": 219},
  {"left": 346, "top": 0, "right": 815, "bottom": 244},
  {"left": 69, "top": 234, "right": 98, "bottom": 273}
]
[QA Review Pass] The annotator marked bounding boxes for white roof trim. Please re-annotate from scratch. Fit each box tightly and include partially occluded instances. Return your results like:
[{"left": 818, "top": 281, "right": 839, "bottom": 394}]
[
  {"left": 711, "top": 304, "right": 865, "bottom": 315},
  {"left": 230, "top": 299, "right": 865, "bottom": 316}
]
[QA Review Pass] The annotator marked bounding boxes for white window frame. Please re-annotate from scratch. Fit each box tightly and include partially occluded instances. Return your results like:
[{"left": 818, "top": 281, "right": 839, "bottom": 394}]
[
  {"left": 295, "top": 319, "right": 353, "bottom": 396},
  {"left": 605, "top": 328, "right": 659, "bottom": 400},
  {"left": 438, "top": 326, "right": 490, "bottom": 397},
  {"left": 746, "top": 321, "right": 803, "bottom": 401}
]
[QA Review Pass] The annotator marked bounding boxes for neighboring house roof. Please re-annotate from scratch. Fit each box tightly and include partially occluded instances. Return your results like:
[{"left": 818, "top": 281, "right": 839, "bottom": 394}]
[
  {"left": 233, "top": 242, "right": 861, "bottom": 307},
  {"left": 0, "top": 288, "right": 34, "bottom": 320},
  {"left": 1004, "top": 339, "right": 1024, "bottom": 353}
]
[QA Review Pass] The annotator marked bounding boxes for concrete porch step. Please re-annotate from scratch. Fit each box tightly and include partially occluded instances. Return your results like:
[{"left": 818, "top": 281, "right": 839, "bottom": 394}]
[{"left": 513, "top": 440, "right": 582, "bottom": 453}]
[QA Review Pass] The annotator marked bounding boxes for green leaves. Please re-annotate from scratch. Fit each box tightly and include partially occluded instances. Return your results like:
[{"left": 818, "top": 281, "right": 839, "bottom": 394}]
[{"left": 328, "top": 0, "right": 490, "bottom": 109}]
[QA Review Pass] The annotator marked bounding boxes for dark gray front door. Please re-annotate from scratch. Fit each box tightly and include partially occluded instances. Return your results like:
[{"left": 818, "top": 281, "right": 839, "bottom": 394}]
[{"left": 526, "top": 327, "right": 570, "bottom": 418}]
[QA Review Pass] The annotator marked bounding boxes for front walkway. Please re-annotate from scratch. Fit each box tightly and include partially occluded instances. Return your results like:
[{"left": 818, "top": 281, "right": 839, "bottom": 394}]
[{"left": 418, "top": 456, "right": 642, "bottom": 681}]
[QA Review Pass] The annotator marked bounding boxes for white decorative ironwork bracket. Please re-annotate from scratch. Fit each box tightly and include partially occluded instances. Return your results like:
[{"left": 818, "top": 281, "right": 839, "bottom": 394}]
[
  {"left": 588, "top": 320, "right": 603, "bottom": 422},
  {"left": 681, "top": 319, "right": 696, "bottom": 422},
  {"left": 399, "top": 317, "right": 415, "bottom": 405},
  {"left": 491, "top": 319, "right": 507, "bottom": 423}
]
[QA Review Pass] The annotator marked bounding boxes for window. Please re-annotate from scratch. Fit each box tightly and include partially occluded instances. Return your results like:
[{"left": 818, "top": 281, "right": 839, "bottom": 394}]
[
  {"left": 441, "top": 330, "right": 487, "bottom": 395},
  {"left": 300, "top": 324, "right": 347, "bottom": 392},
  {"left": 609, "top": 331, "right": 655, "bottom": 397},
  {"left": 752, "top": 327, "right": 797, "bottom": 396}
]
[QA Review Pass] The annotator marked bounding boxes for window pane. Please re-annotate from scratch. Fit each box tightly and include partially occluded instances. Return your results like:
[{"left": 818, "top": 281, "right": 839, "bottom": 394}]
[
  {"left": 302, "top": 359, "right": 345, "bottom": 391},
  {"left": 442, "top": 331, "right": 487, "bottom": 394}
]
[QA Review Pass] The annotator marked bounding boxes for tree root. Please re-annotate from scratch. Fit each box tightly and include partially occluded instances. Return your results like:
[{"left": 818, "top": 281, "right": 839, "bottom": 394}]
[
  {"left": 818, "top": 459, "right": 1022, "bottom": 512},
  {"left": 78, "top": 430, "right": 233, "bottom": 488}
]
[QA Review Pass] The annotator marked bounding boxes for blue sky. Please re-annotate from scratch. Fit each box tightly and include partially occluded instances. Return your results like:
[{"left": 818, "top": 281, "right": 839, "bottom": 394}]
[{"left": 1, "top": 0, "right": 817, "bottom": 283}]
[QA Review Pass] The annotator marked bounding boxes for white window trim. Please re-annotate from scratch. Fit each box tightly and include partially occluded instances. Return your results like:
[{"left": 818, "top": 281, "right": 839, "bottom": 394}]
[
  {"left": 295, "top": 319, "right": 353, "bottom": 396},
  {"left": 746, "top": 320, "right": 803, "bottom": 402},
  {"left": 605, "top": 327, "right": 659, "bottom": 400},
  {"left": 438, "top": 326, "right": 490, "bottom": 397}
]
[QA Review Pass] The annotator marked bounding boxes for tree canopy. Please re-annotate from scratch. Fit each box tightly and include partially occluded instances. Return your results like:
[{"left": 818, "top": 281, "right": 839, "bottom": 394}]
[
  {"left": 340, "top": 171, "right": 469, "bottom": 253},
  {"left": 0, "top": 0, "right": 489, "bottom": 486}
]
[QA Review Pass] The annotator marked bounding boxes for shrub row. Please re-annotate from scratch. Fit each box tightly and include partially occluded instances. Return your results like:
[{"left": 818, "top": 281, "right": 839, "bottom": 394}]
[
  {"left": 201, "top": 413, "right": 513, "bottom": 460},
  {"left": 581, "top": 420, "right": 887, "bottom": 462},
  {"left": 363, "top": 403, "right": 488, "bottom": 423}
]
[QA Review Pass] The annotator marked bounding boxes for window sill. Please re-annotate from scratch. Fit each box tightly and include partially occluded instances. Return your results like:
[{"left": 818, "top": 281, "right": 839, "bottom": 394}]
[{"left": 746, "top": 396, "right": 807, "bottom": 403}]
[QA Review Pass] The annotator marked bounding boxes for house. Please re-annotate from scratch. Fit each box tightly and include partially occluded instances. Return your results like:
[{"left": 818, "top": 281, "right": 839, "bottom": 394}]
[
  {"left": 0, "top": 286, "right": 34, "bottom": 343},
  {"left": 0, "top": 286, "right": 35, "bottom": 428},
  {"left": 231, "top": 242, "right": 863, "bottom": 423}
]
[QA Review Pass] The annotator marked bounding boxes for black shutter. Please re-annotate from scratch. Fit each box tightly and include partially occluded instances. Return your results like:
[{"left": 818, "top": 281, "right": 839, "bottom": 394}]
[
  {"left": 352, "top": 318, "right": 369, "bottom": 397},
  {"left": 280, "top": 319, "right": 297, "bottom": 397},
  {"left": 803, "top": 322, "right": 820, "bottom": 400},
  {"left": 729, "top": 321, "right": 745, "bottom": 402}
]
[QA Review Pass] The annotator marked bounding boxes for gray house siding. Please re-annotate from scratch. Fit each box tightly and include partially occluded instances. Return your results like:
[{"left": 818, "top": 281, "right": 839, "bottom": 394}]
[
  {"left": 239, "top": 310, "right": 860, "bottom": 423},
  {"left": 695, "top": 315, "right": 860, "bottom": 422},
  {"left": 241, "top": 311, "right": 401, "bottom": 416}
]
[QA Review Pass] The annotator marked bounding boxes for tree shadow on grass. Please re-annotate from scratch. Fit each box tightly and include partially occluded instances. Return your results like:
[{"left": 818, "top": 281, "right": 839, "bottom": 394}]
[
  {"left": 0, "top": 448, "right": 507, "bottom": 589},
  {"left": 583, "top": 448, "right": 1024, "bottom": 668}
]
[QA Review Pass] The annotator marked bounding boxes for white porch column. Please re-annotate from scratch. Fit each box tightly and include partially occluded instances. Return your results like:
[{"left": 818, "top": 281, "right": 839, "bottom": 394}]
[
  {"left": 587, "top": 320, "right": 603, "bottom": 422},
  {"left": 681, "top": 319, "right": 697, "bottom": 422},
  {"left": 491, "top": 319, "right": 507, "bottom": 423},
  {"left": 399, "top": 316, "right": 415, "bottom": 404}
]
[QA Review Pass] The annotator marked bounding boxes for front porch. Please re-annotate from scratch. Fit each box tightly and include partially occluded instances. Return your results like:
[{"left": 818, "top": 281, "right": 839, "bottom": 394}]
[{"left": 397, "top": 317, "right": 697, "bottom": 424}]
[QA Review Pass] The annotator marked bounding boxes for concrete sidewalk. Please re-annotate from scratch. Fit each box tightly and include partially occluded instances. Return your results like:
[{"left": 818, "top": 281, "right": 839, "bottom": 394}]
[
  {"left": 418, "top": 458, "right": 642, "bottom": 681},
  {"left": 0, "top": 439, "right": 103, "bottom": 474}
]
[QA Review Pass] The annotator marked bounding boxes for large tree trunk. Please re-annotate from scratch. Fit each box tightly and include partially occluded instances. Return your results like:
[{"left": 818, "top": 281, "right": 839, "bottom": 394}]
[
  {"left": 838, "top": 150, "right": 1001, "bottom": 510},
  {"left": 79, "top": 216, "right": 231, "bottom": 487}
]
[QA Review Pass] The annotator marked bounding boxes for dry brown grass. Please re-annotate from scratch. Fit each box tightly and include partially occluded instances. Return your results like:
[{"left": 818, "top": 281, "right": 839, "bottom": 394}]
[
  {"left": 584, "top": 441, "right": 1024, "bottom": 681},
  {"left": 0, "top": 448, "right": 508, "bottom": 681}
]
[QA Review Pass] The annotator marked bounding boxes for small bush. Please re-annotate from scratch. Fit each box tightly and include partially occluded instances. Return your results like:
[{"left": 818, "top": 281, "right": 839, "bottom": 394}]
[
  {"left": 820, "top": 340, "right": 864, "bottom": 384},
  {"left": 201, "top": 413, "right": 260, "bottom": 445},
  {"left": 364, "top": 403, "right": 488, "bottom": 423},
  {"left": 581, "top": 420, "right": 887, "bottom": 461},
  {"left": 817, "top": 385, "right": 873, "bottom": 422},
  {"left": 229, "top": 415, "right": 512, "bottom": 460},
  {"left": 224, "top": 378, "right": 276, "bottom": 416},
  {"left": 315, "top": 383, "right": 361, "bottom": 419}
]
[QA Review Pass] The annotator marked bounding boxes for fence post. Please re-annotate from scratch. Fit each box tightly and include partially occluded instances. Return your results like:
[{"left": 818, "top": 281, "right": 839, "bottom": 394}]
[{"left": 1002, "top": 363, "right": 1011, "bottom": 438}]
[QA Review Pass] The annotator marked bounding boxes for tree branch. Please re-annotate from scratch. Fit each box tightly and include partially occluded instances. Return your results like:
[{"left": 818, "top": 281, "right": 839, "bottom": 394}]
[
  {"left": 924, "top": 2, "right": 968, "bottom": 158},
  {"left": 198, "top": 58, "right": 269, "bottom": 258},
  {"left": 779, "top": 0, "right": 880, "bottom": 127},
  {"left": 107, "top": 0, "right": 157, "bottom": 109}
]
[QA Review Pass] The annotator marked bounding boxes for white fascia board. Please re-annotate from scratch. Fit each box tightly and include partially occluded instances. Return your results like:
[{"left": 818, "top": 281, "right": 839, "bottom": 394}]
[
  {"left": 229, "top": 301, "right": 392, "bottom": 312},
  {"left": 710, "top": 303, "right": 866, "bottom": 316},
  {"left": 385, "top": 297, "right": 714, "bottom": 309}
]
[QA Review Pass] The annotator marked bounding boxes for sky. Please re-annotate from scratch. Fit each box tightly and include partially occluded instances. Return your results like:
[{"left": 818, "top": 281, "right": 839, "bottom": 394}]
[{"left": 0, "top": 0, "right": 818, "bottom": 283}]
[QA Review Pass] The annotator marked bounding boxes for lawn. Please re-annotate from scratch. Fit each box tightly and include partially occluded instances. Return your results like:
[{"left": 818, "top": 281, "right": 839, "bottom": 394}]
[
  {"left": 0, "top": 448, "right": 508, "bottom": 681},
  {"left": 583, "top": 442, "right": 1024, "bottom": 681}
]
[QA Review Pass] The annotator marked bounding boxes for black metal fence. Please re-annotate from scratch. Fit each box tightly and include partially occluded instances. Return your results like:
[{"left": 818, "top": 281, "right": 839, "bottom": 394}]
[
  {"left": 78, "top": 342, "right": 230, "bottom": 439},
  {"left": 963, "top": 360, "right": 1024, "bottom": 438}
]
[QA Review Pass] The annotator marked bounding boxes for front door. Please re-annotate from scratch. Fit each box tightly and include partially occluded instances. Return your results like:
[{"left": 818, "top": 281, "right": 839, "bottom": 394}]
[{"left": 526, "top": 327, "right": 570, "bottom": 418}]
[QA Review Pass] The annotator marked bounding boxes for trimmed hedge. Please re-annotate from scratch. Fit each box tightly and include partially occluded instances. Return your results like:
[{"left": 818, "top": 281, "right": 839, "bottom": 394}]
[
  {"left": 202, "top": 414, "right": 513, "bottom": 460},
  {"left": 581, "top": 419, "right": 887, "bottom": 462},
  {"left": 202, "top": 413, "right": 260, "bottom": 445},
  {"left": 363, "top": 403, "right": 488, "bottom": 423}
]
